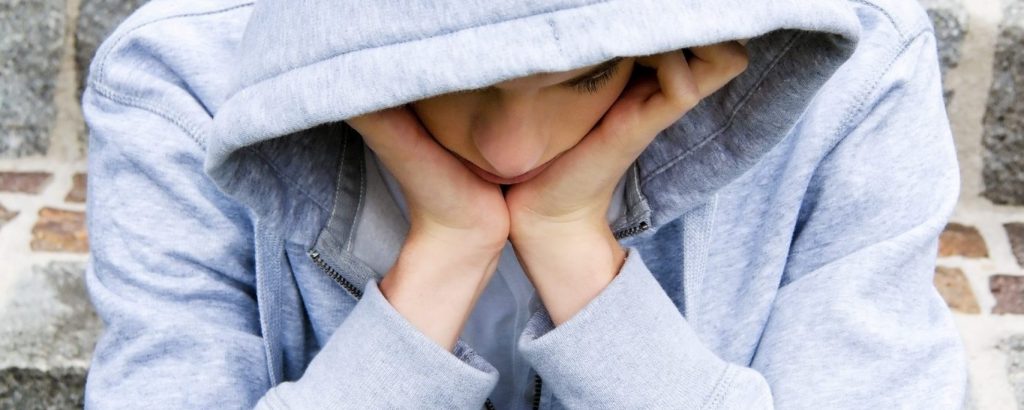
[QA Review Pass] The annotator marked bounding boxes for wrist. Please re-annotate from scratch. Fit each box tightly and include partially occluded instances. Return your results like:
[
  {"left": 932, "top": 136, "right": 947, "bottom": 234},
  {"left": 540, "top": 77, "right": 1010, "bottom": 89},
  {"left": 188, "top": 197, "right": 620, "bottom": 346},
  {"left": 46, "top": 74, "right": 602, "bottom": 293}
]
[
  {"left": 509, "top": 219, "right": 626, "bottom": 325},
  {"left": 412, "top": 213, "right": 509, "bottom": 254},
  {"left": 379, "top": 230, "right": 503, "bottom": 350},
  {"left": 394, "top": 227, "right": 503, "bottom": 282}
]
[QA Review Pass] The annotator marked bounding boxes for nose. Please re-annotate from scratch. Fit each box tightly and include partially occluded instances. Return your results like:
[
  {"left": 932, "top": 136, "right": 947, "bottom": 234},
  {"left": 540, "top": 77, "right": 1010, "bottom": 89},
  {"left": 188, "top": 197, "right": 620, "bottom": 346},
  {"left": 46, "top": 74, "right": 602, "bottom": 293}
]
[{"left": 472, "top": 95, "right": 547, "bottom": 178}]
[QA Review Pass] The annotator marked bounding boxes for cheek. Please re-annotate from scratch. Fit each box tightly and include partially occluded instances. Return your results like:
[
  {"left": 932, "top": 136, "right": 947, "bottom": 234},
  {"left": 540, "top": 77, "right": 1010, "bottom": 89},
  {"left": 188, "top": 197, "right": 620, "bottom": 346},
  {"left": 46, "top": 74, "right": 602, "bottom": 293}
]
[
  {"left": 409, "top": 97, "right": 474, "bottom": 151},
  {"left": 548, "top": 76, "right": 633, "bottom": 151}
]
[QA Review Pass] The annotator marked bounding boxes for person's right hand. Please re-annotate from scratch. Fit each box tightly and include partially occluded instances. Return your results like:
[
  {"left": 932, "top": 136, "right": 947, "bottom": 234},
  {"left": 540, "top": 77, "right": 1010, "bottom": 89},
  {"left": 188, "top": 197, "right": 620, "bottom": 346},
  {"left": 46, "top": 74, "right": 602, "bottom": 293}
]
[
  {"left": 344, "top": 104, "right": 509, "bottom": 350},
  {"left": 345, "top": 104, "right": 509, "bottom": 250}
]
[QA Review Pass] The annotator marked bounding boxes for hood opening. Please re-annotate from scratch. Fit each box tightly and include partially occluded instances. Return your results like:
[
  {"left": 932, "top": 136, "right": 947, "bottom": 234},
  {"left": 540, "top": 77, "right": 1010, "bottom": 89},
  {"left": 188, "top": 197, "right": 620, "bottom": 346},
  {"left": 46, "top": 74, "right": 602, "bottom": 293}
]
[{"left": 207, "top": 0, "right": 861, "bottom": 226}]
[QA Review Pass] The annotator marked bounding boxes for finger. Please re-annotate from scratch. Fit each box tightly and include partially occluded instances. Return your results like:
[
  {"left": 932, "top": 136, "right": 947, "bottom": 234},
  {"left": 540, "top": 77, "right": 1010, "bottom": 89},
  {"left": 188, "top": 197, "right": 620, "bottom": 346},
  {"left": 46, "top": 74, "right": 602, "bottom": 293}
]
[
  {"left": 347, "top": 105, "right": 434, "bottom": 164},
  {"left": 541, "top": 51, "right": 701, "bottom": 198},
  {"left": 635, "top": 51, "right": 701, "bottom": 127},
  {"left": 530, "top": 76, "right": 662, "bottom": 201},
  {"left": 345, "top": 106, "right": 484, "bottom": 196},
  {"left": 687, "top": 41, "right": 749, "bottom": 98}
]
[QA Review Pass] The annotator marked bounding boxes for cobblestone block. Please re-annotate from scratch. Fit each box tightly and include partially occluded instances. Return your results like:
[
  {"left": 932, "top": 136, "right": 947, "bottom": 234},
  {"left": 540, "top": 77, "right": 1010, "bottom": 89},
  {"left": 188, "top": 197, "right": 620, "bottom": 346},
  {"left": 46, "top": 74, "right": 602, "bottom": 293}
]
[
  {"left": 999, "top": 334, "right": 1024, "bottom": 409},
  {"left": 64, "top": 173, "right": 86, "bottom": 203},
  {"left": 0, "top": 202, "right": 16, "bottom": 230},
  {"left": 0, "top": 171, "right": 53, "bottom": 194},
  {"left": 30, "top": 208, "right": 88, "bottom": 253},
  {"left": 939, "top": 223, "right": 989, "bottom": 258},
  {"left": 983, "top": 1, "right": 1024, "bottom": 205},
  {"left": 920, "top": 0, "right": 968, "bottom": 104},
  {"left": 0, "top": 0, "right": 66, "bottom": 157},
  {"left": 1007, "top": 223, "right": 1024, "bottom": 268},
  {"left": 992, "top": 274, "right": 1024, "bottom": 314},
  {"left": 76, "top": 0, "right": 148, "bottom": 95},
  {"left": 934, "top": 267, "right": 981, "bottom": 314},
  {"left": 0, "top": 262, "right": 101, "bottom": 408}
]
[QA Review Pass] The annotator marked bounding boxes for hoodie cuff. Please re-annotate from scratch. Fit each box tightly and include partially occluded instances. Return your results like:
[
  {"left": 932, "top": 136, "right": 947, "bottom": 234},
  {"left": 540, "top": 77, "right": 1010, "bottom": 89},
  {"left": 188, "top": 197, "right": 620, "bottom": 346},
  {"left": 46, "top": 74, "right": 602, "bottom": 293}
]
[
  {"left": 263, "top": 278, "right": 498, "bottom": 409},
  {"left": 517, "top": 247, "right": 742, "bottom": 408}
]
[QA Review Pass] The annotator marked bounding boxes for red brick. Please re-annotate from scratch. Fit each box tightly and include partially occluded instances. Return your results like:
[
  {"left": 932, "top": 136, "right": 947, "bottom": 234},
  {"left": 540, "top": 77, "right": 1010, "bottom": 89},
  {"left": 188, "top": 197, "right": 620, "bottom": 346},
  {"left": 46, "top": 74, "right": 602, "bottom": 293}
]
[
  {"left": 30, "top": 207, "right": 88, "bottom": 253},
  {"left": 64, "top": 173, "right": 86, "bottom": 203},
  {"left": 938, "top": 223, "right": 988, "bottom": 258},
  {"left": 933, "top": 267, "right": 980, "bottom": 314},
  {"left": 0, "top": 172, "right": 53, "bottom": 194}
]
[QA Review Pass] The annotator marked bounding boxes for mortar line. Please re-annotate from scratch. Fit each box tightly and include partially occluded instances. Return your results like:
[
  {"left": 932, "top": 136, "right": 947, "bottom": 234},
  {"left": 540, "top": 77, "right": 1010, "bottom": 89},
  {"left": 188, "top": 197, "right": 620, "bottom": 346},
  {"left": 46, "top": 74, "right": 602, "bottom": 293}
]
[
  {"left": 947, "top": 0, "right": 1001, "bottom": 204},
  {"left": 48, "top": 0, "right": 85, "bottom": 160}
]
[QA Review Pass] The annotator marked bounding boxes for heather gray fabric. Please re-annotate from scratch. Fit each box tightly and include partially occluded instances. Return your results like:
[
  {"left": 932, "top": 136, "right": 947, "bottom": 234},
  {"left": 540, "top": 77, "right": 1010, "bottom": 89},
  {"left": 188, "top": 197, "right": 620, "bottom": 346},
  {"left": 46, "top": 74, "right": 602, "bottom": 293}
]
[{"left": 81, "top": 0, "right": 969, "bottom": 408}]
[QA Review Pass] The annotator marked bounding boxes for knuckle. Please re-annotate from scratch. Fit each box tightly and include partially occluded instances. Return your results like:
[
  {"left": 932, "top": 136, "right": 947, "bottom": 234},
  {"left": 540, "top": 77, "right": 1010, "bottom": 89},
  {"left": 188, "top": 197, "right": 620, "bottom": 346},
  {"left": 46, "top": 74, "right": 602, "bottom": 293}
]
[
  {"left": 726, "top": 43, "right": 750, "bottom": 73},
  {"left": 671, "top": 87, "right": 701, "bottom": 111}
]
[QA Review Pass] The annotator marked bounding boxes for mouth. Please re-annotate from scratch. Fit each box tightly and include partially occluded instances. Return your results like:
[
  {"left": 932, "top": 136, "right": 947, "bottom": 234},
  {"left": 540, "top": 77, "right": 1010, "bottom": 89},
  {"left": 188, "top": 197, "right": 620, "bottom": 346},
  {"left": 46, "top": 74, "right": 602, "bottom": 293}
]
[{"left": 457, "top": 155, "right": 556, "bottom": 185}]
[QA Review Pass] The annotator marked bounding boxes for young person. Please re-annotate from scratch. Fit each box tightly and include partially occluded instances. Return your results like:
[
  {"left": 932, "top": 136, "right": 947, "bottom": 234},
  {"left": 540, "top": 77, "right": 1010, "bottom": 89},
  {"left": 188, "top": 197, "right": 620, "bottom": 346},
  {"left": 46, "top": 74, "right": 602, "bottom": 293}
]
[{"left": 82, "top": 0, "right": 969, "bottom": 408}]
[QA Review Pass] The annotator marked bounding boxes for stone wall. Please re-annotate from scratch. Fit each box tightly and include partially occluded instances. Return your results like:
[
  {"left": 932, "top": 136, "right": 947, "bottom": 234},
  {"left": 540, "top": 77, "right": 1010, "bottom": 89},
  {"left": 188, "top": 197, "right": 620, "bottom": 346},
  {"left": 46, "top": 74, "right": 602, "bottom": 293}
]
[{"left": 1, "top": 0, "right": 1023, "bottom": 407}]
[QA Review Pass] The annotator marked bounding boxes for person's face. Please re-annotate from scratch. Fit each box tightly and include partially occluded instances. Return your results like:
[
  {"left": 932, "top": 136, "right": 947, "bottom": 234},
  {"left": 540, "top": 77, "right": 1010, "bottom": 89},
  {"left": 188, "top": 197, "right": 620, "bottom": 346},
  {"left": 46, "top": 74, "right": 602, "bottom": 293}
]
[{"left": 410, "top": 58, "right": 636, "bottom": 185}]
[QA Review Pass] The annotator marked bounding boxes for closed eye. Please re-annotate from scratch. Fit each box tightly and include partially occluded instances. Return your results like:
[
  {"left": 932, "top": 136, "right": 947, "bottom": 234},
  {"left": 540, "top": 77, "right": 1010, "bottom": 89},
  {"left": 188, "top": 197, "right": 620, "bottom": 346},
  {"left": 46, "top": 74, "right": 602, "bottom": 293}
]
[{"left": 564, "top": 61, "right": 622, "bottom": 94}]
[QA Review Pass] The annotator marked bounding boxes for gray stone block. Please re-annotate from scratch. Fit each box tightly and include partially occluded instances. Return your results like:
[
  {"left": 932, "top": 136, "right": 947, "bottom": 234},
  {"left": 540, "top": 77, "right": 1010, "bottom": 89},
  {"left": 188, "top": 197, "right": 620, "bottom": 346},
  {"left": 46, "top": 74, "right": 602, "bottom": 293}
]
[
  {"left": 919, "top": 0, "right": 969, "bottom": 104},
  {"left": 0, "top": 0, "right": 66, "bottom": 158},
  {"left": 0, "top": 261, "right": 102, "bottom": 408},
  {"left": 982, "top": 1, "right": 1024, "bottom": 205},
  {"left": 75, "top": 0, "right": 147, "bottom": 96},
  {"left": 1000, "top": 334, "right": 1024, "bottom": 409}
]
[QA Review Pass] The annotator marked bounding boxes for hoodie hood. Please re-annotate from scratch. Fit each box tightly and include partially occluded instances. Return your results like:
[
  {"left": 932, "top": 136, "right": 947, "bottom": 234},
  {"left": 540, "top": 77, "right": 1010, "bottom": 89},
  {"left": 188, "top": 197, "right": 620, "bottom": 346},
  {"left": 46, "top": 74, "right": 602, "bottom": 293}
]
[{"left": 208, "top": 0, "right": 861, "bottom": 228}]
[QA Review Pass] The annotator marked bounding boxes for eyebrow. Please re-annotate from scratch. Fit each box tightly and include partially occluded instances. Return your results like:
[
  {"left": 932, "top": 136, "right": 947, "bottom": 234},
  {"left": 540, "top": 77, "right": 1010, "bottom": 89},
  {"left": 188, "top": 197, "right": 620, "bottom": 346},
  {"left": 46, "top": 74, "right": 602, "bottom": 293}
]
[{"left": 560, "top": 57, "right": 625, "bottom": 85}]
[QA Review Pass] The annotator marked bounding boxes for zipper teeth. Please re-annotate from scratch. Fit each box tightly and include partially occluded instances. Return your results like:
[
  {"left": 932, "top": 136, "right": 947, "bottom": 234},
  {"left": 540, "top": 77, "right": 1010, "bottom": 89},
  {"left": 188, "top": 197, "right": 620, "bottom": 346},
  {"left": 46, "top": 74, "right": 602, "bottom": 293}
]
[
  {"left": 613, "top": 220, "right": 650, "bottom": 240},
  {"left": 532, "top": 374, "right": 542, "bottom": 410},
  {"left": 484, "top": 398, "right": 496, "bottom": 410},
  {"left": 307, "top": 249, "right": 363, "bottom": 300}
]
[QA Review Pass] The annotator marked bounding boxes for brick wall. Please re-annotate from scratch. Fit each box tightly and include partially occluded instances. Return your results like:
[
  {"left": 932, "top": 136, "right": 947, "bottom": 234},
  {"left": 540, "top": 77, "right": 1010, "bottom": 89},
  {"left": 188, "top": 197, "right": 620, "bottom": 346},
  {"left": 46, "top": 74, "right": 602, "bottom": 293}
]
[{"left": 0, "top": 0, "right": 1022, "bottom": 407}]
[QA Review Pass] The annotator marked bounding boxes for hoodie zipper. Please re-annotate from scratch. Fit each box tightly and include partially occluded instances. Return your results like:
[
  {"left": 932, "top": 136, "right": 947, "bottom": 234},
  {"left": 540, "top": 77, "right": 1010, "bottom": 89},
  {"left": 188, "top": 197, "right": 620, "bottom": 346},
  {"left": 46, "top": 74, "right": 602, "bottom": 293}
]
[
  {"left": 481, "top": 373, "right": 541, "bottom": 410},
  {"left": 531, "top": 374, "right": 542, "bottom": 409},
  {"left": 482, "top": 222, "right": 647, "bottom": 410},
  {"left": 310, "top": 249, "right": 524, "bottom": 409},
  {"left": 613, "top": 221, "right": 650, "bottom": 240},
  {"left": 308, "top": 249, "right": 362, "bottom": 300}
]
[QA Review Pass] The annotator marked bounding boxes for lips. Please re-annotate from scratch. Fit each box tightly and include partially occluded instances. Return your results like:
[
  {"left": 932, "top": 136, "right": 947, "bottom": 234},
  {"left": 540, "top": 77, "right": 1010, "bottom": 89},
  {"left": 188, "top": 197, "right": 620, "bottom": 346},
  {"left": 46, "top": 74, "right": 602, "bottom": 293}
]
[{"left": 457, "top": 155, "right": 555, "bottom": 185}]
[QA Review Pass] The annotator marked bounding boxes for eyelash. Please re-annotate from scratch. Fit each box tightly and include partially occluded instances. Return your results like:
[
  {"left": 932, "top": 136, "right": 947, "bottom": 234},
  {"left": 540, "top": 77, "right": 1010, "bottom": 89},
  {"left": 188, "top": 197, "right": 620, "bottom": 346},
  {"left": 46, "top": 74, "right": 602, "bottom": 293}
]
[
  {"left": 568, "top": 63, "right": 620, "bottom": 94},
  {"left": 444, "top": 62, "right": 622, "bottom": 96}
]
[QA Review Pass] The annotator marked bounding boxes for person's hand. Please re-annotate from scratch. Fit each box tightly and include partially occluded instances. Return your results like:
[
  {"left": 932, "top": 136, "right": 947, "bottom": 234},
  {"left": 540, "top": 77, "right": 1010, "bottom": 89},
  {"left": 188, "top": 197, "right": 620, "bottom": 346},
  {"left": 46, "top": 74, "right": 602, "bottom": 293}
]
[
  {"left": 344, "top": 105, "right": 509, "bottom": 349},
  {"left": 504, "top": 42, "right": 749, "bottom": 324},
  {"left": 346, "top": 105, "right": 510, "bottom": 250}
]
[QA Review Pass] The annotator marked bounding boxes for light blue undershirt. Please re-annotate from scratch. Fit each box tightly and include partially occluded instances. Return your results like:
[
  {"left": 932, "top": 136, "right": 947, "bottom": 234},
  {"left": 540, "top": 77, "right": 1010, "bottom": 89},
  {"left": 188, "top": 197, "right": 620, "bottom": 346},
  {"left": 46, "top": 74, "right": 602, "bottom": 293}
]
[{"left": 353, "top": 146, "right": 627, "bottom": 408}]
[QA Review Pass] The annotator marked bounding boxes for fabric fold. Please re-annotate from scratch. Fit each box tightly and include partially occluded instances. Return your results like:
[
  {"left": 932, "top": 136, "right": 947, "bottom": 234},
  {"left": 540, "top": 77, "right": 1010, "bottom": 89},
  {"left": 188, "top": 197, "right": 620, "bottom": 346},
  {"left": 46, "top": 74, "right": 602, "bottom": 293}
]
[
  {"left": 518, "top": 247, "right": 771, "bottom": 408},
  {"left": 260, "top": 279, "right": 499, "bottom": 408}
]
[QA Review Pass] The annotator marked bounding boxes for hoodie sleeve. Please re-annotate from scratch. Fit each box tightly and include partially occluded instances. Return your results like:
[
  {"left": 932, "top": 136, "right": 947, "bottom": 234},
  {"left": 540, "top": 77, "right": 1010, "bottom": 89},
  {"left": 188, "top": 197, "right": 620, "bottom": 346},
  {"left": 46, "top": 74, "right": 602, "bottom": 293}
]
[
  {"left": 82, "top": 83, "right": 498, "bottom": 408},
  {"left": 517, "top": 30, "right": 968, "bottom": 409},
  {"left": 82, "top": 81, "right": 272, "bottom": 408}
]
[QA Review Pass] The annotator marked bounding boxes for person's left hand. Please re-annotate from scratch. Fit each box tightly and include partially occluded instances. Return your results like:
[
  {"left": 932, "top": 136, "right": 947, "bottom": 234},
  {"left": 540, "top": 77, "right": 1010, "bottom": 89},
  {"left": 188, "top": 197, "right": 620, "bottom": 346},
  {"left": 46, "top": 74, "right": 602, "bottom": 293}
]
[{"left": 504, "top": 41, "right": 749, "bottom": 324}]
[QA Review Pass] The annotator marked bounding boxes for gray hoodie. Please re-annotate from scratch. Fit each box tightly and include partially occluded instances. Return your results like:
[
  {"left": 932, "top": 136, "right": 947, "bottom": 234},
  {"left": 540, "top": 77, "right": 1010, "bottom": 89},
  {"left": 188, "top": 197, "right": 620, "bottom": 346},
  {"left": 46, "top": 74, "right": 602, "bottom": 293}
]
[{"left": 81, "top": 0, "right": 968, "bottom": 408}]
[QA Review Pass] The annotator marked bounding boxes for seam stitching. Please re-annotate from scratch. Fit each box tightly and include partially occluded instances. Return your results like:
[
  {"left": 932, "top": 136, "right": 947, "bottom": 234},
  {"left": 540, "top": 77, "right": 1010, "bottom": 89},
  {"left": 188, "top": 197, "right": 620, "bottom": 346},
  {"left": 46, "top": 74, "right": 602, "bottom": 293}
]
[
  {"left": 89, "top": 81, "right": 207, "bottom": 149},
  {"left": 787, "top": 28, "right": 937, "bottom": 259},
  {"left": 847, "top": 0, "right": 913, "bottom": 41},
  {"left": 640, "top": 31, "right": 806, "bottom": 186},
  {"left": 325, "top": 131, "right": 350, "bottom": 240},
  {"left": 698, "top": 365, "right": 737, "bottom": 410},
  {"left": 346, "top": 141, "right": 367, "bottom": 252},
  {"left": 828, "top": 28, "right": 932, "bottom": 152},
  {"left": 96, "top": 2, "right": 255, "bottom": 87},
  {"left": 248, "top": 148, "right": 331, "bottom": 213}
]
